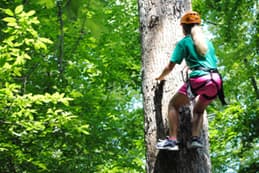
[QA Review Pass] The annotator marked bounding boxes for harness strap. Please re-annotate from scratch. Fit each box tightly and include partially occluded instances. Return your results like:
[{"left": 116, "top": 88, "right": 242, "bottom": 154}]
[
  {"left": 189, "top": 67, "right": 227, "bottom": 105},
  {"left": 216, "top": 72, "right": 227, "bottom": 105},
  {"left": 192, "top": 66, "right": 218, "bottom": 73}
]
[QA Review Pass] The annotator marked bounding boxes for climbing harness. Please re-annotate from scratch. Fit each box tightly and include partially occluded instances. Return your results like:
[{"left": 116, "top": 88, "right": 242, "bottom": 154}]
[{"left": 186, "top": 67, "right": 227, "bottom": 105}]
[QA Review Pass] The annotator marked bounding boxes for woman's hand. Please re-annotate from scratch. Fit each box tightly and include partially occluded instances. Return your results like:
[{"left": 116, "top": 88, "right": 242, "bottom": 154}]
[{"left": 155, "top": 76, "right": 165, "bottom": 81}]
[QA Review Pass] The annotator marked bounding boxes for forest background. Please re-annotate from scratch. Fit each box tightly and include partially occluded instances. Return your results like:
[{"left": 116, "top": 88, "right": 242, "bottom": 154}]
[{"left": 0, "top": 0, "right": 258, "bottom": 173}]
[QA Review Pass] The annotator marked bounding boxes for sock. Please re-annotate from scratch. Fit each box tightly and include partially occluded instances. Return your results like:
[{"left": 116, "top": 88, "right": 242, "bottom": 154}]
[{"left": 169, "top": 136, "right": 177, "bottom": 141}]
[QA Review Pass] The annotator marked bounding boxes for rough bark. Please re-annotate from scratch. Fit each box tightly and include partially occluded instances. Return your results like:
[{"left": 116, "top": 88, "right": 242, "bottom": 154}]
[{"left": 138, "top": 0, "right": 211, "bottom": 172}]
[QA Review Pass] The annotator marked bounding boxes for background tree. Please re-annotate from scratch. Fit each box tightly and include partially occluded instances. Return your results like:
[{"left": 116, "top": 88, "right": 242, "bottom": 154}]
[
  {"left": 138, "top": 0, "right": 211, "bottom": 172},
  {"left": 0, "top": 5, "right": 89, "bottom": 172},
  {"left": 0, "top": 0, "right": 144, "bottom": 172}
]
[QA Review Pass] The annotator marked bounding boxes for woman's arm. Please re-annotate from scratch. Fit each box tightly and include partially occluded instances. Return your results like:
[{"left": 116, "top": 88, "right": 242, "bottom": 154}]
[{"left": 156, "top": 62, "right": 176, "bottom": 80}]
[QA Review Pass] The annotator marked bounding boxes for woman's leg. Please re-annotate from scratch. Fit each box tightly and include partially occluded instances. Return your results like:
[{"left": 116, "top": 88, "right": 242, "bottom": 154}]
[
  {"left": 168, "top": 92, "right": 189, "bottom": 139},
  {"left": 156, "top": 87, "right": 190, "bottom": 150},
  {"left": 190, "top": 73, "right": 221, "bottom": 137},
  {"left": 192, "top": 98, "right": 210, "bottom": 137}
]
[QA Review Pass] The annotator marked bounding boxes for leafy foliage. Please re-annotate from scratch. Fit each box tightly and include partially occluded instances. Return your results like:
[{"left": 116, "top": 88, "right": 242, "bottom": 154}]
[
  {"left": 0, "top": 5, "right": 90, "bottom": 172},
  {"left": 0, "top": 1, "right": 144, "bottom": 172}
]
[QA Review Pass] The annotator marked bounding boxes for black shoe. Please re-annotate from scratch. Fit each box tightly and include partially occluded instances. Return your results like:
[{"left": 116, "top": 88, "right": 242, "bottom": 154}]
[
  {"left": 156, "top": 137, "right": 179, "bottom": 151},
  {"left": 190, "top": 136, "right": 203, "bottom": 149}
]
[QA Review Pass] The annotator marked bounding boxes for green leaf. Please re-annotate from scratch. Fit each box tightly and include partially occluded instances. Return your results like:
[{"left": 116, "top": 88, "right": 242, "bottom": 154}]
[
  {"left": 77, "top": 124, "right": 90, "bottom": 135},
  {"left": 2, "top": 17, "right": 16, "bottom": 23},
  {"left": 3, "top": 9, "right": 14, "bottom": 16},
  {"left": 0, "top": 148, "right": 8, "bottom": 151},
  {"left": 13, "top": 67, "right": 22, "bottom": 76},
  {"left": 38, "top": 37, "right": 53, "bottom": 44},
  {"left": 30, "top": 17, "right": 40, "bottom": 24},
  {"left": 27, "top": 10, "right": 36, "bottom": 16},
  {"left": 14, "top": 5, "right": 23, "bottom": 14},
  {"left": 32, "top": 161, "right": 48, "bottom": 170}
]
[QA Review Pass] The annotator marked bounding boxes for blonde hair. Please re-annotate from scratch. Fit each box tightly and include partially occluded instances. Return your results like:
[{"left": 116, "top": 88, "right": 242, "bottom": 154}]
[{"left": 191, "top": 25, "right": 208, "bottom": 56}]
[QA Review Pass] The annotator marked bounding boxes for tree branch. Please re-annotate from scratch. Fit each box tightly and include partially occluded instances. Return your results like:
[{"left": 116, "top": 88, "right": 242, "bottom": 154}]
[
  {"left": 250, "top": 76, "right": 259, "bottom": 99},
  {"left": 57, "top": 0, "right": 64, "bottom": 75},
  {"left": 70, "top": 0, "right": 91, "bottom": 55},
  {"left": 244, "top": 58, "right": 258, "bottom": 99}
]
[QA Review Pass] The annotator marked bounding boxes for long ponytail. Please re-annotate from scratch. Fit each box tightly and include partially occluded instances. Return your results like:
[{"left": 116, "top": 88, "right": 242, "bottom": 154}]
[{"left": 191, "top": 25, "right": 208, "bottom": 56}]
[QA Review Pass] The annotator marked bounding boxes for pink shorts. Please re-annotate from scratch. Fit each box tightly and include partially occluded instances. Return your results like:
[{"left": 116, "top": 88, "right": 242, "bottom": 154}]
[{"left": 179, "top": 73, "right": 222, "bottom": 105}]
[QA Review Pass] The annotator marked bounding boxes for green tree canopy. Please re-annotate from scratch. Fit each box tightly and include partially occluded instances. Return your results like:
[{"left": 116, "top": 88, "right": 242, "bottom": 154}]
[{"left": 0, "top": 1, "right": 144, "bottom": 172}]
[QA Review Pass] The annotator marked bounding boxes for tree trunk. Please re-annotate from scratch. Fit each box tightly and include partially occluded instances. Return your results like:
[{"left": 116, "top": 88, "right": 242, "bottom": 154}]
[{"left": 138, "top": 0, "right": 211, "bottom": 172}]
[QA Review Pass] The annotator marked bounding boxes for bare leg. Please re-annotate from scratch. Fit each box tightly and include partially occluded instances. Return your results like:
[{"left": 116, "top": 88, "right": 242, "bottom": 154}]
[
  {"left": 192, "top": 98, "right": 210, "bottom": 137},
  {"left": 168, "top": 93, "right": 189, "bottom": 139}
]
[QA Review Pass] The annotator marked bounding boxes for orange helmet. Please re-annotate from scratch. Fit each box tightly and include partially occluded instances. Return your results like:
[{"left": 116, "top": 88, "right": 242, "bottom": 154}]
[{"left": 180, "top": 11, "right": 201, "bottom": 24}]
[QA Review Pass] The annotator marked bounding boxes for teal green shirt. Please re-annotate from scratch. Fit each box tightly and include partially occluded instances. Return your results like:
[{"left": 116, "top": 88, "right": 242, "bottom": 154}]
[{"left": 170, "top": 35, "right": 218, "bottom": 77}]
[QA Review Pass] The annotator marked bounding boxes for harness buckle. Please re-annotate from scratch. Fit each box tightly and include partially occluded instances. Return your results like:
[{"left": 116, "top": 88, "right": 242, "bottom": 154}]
[{"left": 187, "top": 81, "right": 196, "bottom": 100}]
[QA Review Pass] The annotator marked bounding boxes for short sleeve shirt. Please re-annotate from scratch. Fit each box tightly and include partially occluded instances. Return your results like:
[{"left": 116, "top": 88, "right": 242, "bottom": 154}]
[{"left": 170, "top": 35, "right": 218, "bottom": 77}]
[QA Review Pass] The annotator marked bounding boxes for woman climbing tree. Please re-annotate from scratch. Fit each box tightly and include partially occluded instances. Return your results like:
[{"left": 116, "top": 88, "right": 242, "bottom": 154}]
[{"left": 156, "top": 11, "right": 226, "bottom": 151}]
